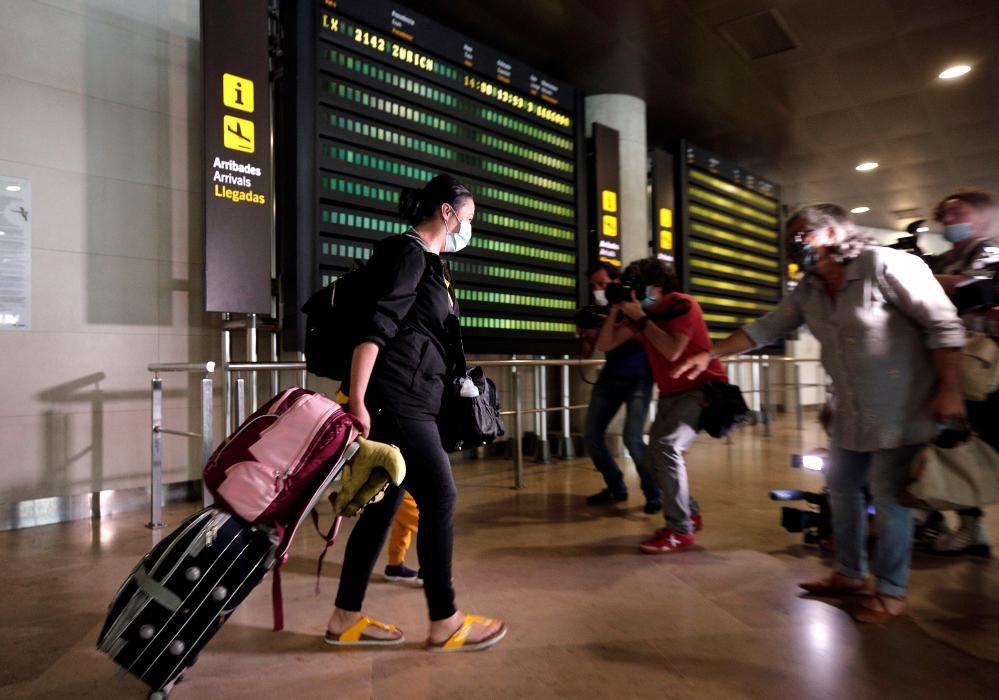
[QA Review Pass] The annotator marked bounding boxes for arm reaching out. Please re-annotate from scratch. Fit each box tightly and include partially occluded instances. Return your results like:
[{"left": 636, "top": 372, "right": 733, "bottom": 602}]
[{"left": 672, "top": 329, "right": 756, "bottom": 380}]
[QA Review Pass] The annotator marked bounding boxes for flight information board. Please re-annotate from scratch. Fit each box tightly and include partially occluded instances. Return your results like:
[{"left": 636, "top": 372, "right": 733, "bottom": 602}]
[
  {"left": 676, "top": 142, "right": 783, "bottom": 344},
  {"left": 276, "top": 0, "right": 586, "bottom": 354}
]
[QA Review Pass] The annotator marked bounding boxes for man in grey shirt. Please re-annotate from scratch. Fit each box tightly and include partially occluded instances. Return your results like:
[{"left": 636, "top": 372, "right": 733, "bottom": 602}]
[{"left": 676, "top": 204, "right": 966, "bottom": 623}]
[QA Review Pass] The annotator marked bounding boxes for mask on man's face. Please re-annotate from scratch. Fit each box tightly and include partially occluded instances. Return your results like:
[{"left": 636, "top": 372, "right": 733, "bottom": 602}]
[
  {"left": 640, "top": 285, "right": 658, "bottom": 309},
  {"left": 592, "top": 289, "right": 608, "bottom": 306},
  {"left": 943, "top": 222, "right": 974, "bottom": 243},
  {"left": 789, "top": 235, "right": 818, "bottom": 272}
]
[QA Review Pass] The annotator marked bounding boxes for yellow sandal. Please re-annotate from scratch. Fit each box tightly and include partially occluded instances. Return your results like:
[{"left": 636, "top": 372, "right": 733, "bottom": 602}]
[
  {"left": 324, "top": 615, "right": 404, "bottom": 646},
  {"left": 427, "top": 614, "right": 507, "bottom": 653}
]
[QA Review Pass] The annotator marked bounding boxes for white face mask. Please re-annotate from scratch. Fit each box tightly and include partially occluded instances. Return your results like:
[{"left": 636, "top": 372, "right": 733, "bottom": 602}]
[
  {"left": 592, "top": 289, "right": 608, "bottom": 306},
  {"left": 442, "top": 207, "right": 472, "bottom": 253}
]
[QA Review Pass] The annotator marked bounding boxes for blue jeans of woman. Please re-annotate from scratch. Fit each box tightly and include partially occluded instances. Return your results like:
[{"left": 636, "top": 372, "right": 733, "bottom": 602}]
[
  {"left": 583, "top": 376, "right": 658, "bottom": 500},
  {"left": 826, "top": 444, "right": 923, "bottom": 598}
]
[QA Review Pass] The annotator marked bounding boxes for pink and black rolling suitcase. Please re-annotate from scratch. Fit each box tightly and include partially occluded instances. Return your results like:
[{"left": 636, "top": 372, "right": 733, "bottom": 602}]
[{"left": 98, "top": 388, "right": 360, "bottom": 697}]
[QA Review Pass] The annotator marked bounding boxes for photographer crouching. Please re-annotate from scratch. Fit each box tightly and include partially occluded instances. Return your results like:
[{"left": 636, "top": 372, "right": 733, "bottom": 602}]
[
  {"left": 597, "top": 258, "right": 726, "bottom": 553},
  {"left": 576, "top": 263, "right": 660, "bottom": 512}
]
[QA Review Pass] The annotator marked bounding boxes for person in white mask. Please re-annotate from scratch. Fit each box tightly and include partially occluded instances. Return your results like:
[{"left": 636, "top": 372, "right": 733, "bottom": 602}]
[
  {"left": 325, "top": 174, "right": 507, "bottom": 652},
  {"left": 925, "top": 189, "right": 999, "bottom": 557},
  {"left": 578, "top": 263, "right": 660, "bottom": 512}
]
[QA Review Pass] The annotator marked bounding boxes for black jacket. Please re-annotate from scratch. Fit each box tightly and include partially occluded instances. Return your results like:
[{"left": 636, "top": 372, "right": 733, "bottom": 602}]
[{"left": 360, "top": 233, "right": 460, "bottom": 417}]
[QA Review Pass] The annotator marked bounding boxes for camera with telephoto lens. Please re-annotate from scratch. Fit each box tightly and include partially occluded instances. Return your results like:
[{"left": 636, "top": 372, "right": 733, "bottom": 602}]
[
  {"left": 604, "top": 276, "right": 642, "bottom": 305},
  {"left": 769, "top": 450, "right": 833, "bottom": 546}
]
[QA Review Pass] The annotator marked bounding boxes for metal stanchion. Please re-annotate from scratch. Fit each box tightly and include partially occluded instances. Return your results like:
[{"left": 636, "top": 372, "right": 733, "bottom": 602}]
[
  {"left": 298, "top": 351, "right": 308, "bottom": 390},
  {"left": 222, "top": 313, "right": 232, "bottom": 436},
  {"left": 148, "top": 378, "right": 166, "bottom": 529},
  {"left": 557, "top": 354, "right": 575, "bottom": 458},
  {"left": 201, "top": 376, "right": 215, "bottom": 507},
  {"left": 247, "top": 314, "right": 258, "bottom": 411},
  {"left": 535, "top": 356, "right": 551, "bottom": 463},
  {"left": 761, "top": 361, "right": 772, "bottom": 437},
  {"left": 512, "top": 365, "right": 525, "bottom": 489},
  {"left": 270, "top": 332, "right": 279, "bottom": 398},
  {"left": 793, "top": 361, "right": 803, "bottom": 430},
  {"left": 235, "top": 377, "right": 247, "bottom": 426}
]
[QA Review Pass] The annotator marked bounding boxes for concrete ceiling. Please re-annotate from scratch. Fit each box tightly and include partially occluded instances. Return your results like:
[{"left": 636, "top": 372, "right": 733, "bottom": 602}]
[{"left": 406, "top": 0, "right": 999, "bottom": 231}]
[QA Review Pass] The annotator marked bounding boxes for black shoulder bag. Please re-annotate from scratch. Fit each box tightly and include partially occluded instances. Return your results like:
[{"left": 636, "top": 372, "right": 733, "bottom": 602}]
[{"left": 437, "top": 313, "right": 505, "bottom": 452}]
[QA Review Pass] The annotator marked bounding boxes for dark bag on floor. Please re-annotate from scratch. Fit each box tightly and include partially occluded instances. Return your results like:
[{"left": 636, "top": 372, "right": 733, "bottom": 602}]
[
  {"left": 698, "top": 382, "right": 750, "bottom": 438},
  {"left": 97, "top": 507, "right": 278, "bottom": 699}
]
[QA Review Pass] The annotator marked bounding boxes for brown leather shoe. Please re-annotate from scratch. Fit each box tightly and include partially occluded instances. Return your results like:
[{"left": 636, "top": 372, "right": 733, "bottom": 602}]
[
  {"left": 852, "top": 593, "right": 906, "bottom": 623},
  {"left": 799, "top": 572, "right": 871, "bottom": 596}
]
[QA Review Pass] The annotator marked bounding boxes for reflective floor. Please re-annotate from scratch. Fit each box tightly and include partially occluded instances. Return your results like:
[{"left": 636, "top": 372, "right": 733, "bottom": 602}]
[{"left": 3, "top": 414, "right": 997, "bottom": 699}]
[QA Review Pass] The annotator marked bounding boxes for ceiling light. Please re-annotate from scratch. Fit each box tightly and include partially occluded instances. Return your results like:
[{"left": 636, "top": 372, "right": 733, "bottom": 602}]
[
  {"left": 938, "top": 64, "right": 972, "bottom": 80},
  {"left": 855, "top": 162, "right": 879, "bottom": 171},
  {"left": 916, "top": 226, "right": 929, "bottom": 233},
  {"left": 850, "top": 206, "right": 870, "bottom": 214},
  {"left": 4, "top": 185, "right": 21, "bottom": 192}
]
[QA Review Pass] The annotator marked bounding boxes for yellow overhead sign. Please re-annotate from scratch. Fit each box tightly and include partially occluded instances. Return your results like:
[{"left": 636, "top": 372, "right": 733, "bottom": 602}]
[
  {"left": 601, "top": 189, "right": 617, "bottom": 213},
  {"left": 223, "top": 115, "right": 255, "bottom": 153},
  {"left": 602, "top": 214, "right": 618, "bottom": 237},
  {"left": 223, "top": 73, "right": 254, "bottom": 113}
]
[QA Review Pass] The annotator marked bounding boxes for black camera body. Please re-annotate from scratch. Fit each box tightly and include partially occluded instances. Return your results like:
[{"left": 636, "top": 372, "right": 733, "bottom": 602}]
[
  {"left": 605, "top": 276, "right": 642, "bottom": 305},
  {"left": 573, "top": 305, "right": 609, "bottom": 330},
  {"left": 953, "top": 276, "right": 998, "bottom": 314}
]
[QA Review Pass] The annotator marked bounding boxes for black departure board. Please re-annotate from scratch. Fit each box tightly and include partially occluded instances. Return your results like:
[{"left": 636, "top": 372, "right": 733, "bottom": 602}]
[
  {"left": 276, "top": 0, "right": 586, "bottom": 354},
  {"left": 675, "top": 142, "right": 783, "bottom": 344}
]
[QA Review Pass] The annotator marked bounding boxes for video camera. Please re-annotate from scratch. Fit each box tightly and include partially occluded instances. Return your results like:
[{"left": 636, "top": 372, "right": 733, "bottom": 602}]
[
  {"left": 953, "top": 276, "right": 998, "bottom": 315},
  {"left": 769, "top": 451, "right": 833, "bottom": 546}
]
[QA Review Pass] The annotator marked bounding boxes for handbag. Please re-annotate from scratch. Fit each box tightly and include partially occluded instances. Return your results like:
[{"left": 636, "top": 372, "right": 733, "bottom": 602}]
[
  {"left": 903, "top": 435, "right": 999, "bottom": 510},
  {"left": 437, "top": 315, "right": 505, "bottom": 452},
  {"left": 698, "top": 382, "right": 750, "bottom": 439},
  {"left": 438, "top": 365, "right": 505, "bottom": 452}
]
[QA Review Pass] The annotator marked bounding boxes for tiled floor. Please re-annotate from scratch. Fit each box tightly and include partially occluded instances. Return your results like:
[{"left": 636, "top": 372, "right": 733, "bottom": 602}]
[{"left": 2, "top": 415, "right": 997, "bottom": 699}]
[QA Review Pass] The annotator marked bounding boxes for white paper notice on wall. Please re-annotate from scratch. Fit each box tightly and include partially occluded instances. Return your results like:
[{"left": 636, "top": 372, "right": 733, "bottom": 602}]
[{"left": 0, "top": 176, "right": 30, "bottom": 330}]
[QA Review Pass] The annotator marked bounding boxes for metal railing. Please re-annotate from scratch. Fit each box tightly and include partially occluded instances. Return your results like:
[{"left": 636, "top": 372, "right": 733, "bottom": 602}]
[
  {"left": 219, "top": 355, "right": 829, "bottom": 490},
  {"left": 147, "top": 362, "right": 216, "bottom": 528}
]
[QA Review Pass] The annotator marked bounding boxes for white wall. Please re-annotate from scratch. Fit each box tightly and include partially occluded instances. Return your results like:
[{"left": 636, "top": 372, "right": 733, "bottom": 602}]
[{"left": 0, "top": 0, "right": 216, "bottom": 503}]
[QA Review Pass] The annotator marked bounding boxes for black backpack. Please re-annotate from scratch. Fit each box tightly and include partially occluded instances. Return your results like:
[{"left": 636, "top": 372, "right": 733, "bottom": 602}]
[{"left": 301, "top": 262, "right": 371, "bottom": 381}]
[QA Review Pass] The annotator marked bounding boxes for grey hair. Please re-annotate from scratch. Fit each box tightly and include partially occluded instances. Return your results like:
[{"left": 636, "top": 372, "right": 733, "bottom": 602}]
[{"left": 790, "top": 203, "right": 875, "bottom": 265}]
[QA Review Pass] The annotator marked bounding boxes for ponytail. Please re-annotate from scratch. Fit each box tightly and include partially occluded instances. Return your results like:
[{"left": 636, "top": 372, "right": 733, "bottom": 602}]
[{"left": 398, "top": 174, "right": 472, "bottom": 226}]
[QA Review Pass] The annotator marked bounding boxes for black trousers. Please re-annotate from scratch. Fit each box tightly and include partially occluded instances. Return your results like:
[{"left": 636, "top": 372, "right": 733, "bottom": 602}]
[{"left": 334, "top": 410, "right": 458, "bottom": 621}]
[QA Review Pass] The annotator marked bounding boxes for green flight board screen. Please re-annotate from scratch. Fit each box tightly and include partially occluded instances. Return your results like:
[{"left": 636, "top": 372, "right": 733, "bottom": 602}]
[
  {"left": 679, "top": 143, "right": 783, "bottom": 345},
  {"left": 276, "top": 0, "right": 585, "bottom": 354}
]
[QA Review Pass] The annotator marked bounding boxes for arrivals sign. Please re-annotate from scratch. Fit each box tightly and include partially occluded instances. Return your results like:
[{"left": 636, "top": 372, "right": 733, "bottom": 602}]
[{"left": 203, "top": 0, "right": 272, "bottom": 313}]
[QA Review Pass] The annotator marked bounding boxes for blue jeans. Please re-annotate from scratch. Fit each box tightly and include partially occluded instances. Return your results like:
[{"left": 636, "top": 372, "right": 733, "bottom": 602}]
[
  {"left": 583, "top": 376, "right": 658, "bottom": 500},
  {"left": 826, "top": 444, "right": 923, "bottom": 598},
  {"left": 648, "top": 390, "right": 704, "bottom": 534}
]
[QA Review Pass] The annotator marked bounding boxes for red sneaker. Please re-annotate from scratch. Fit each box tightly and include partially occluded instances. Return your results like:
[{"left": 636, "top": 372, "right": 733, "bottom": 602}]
[
  {"left": 640, "top": 529, "right": 695, "bottom": 554},
  {"left": 654, "top": 514, "right": 702, "bottom": 538}
]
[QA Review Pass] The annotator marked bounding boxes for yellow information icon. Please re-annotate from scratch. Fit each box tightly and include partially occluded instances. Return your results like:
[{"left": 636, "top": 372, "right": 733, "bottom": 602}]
[
  {"left": 223, "top": 73, "right": 254, "bottom": 113},
  {"left": 223, "top": 115, "right": 255, "bottom": 153},
  {"left": 602, "top": 214, "right": 618, "bottom": 237}
]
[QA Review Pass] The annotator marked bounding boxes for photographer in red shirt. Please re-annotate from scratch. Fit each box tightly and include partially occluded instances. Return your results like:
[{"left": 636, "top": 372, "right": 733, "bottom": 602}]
[{"left": 597, "top": 258, "right": 727, "bottom": 553}]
